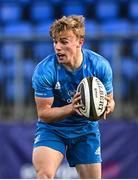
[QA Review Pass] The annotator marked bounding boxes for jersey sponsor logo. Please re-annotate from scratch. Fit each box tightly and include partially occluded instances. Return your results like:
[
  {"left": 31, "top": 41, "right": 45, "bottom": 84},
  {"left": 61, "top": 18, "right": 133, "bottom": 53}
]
[
  {"left": 68, "top": 90, "right": 76, "bottom": 96},
  {"left": 67, "top": 90, "right": 76, "bottom": 103},
  {"left": 55, "top": 81, "right": 61, "bottom": 90},
  {"left": 67, "top": 98, "right": 73, "bottom": 103}
]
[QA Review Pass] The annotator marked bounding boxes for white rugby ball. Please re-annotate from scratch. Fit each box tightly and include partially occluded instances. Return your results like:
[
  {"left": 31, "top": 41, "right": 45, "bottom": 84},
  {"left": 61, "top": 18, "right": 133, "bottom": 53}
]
[{"left": 77, "top": 76, "right": 107, "bottom": 120}]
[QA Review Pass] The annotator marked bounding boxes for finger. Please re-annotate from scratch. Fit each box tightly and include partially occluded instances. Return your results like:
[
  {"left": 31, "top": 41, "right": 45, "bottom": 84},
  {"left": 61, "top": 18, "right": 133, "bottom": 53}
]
[
  {"left": 73, "top": 96, "right": 82, "bottom": 105},
  {"left": 74, "top": 92, "right": 81, "bottom": 98},
  {"left": 74, "top": 104, "right": 84, "bottom": 108},
  {"left": 105, "top": 96, "right": 110, "bottom": 101},
  {"left": 103, "top": 111, "right": 107, "bottom": 120},
  {"left": 106, "top": 106, "right": 111, "bottom": 114},
  {"left": 75, "top": 109, "right": 83, "bottom": 116}
]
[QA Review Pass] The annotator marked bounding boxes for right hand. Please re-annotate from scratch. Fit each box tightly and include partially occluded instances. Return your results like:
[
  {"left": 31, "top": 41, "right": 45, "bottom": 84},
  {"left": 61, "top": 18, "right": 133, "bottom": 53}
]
[{"left": 71, "top": 92, "right": 84, "bottom": 116}]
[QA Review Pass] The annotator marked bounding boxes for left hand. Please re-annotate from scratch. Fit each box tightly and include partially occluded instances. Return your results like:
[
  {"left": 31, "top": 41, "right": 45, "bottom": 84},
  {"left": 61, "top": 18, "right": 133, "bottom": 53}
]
[{"left": 103, "top": 94, "right": 115, "bottom": 120}]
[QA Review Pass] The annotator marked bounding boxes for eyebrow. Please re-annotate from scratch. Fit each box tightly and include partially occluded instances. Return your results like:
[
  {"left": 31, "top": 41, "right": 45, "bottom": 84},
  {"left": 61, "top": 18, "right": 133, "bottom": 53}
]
[
  {"left": 60, "top": 37, "right": 69, "bottom": 40},
  {"left": 53, "top": 37, "right": 70, "bottom": 42}
]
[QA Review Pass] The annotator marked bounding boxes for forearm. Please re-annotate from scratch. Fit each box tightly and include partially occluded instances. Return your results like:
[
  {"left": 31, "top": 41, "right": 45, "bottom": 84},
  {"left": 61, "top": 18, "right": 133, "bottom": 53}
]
[{"left": 38, "top": 104, "right": 74, "bottom": 123}]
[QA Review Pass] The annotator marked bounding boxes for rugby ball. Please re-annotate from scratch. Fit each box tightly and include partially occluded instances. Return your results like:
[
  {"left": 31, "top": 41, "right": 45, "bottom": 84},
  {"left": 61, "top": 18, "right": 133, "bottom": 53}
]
[{"left": 77, "top": 76, "right": 107, "bottom": 120}]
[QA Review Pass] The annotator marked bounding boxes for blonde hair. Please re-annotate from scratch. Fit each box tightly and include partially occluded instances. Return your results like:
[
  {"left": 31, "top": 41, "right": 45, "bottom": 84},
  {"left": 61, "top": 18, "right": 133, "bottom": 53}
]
[{"left": 50, "top": 15, "right": 85, "bottom": 39}]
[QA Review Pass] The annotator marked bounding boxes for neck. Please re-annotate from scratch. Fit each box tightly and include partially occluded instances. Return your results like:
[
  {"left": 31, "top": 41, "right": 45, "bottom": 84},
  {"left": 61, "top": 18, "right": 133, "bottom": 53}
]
[{"left": 64, "top": 49, "right": 83, "bottom": 71}]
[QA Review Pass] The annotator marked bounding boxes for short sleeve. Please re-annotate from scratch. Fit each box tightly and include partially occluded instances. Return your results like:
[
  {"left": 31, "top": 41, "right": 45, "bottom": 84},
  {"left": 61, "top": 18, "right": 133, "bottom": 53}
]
[
  {"left": 32, "top": 64, "right": 54, "bottom": 98},
  {"left": 97, "top": 58, "right": 113, "bottom": 94}
]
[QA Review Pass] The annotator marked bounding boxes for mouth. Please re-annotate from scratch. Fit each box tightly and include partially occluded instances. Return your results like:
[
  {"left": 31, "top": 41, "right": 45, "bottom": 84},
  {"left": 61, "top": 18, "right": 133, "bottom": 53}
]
[{"left": 57, "top": 53, "right": 65, "bottom": 60}]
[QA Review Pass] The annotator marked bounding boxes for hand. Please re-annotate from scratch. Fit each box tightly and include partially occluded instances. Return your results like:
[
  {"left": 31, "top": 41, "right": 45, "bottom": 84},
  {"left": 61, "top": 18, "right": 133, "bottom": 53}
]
[
  {"left": 103, "top": 95, "right": 115, "bottom": 120},
  {"left": 71, "top": 92, "right": 84, "bottom": 116}
]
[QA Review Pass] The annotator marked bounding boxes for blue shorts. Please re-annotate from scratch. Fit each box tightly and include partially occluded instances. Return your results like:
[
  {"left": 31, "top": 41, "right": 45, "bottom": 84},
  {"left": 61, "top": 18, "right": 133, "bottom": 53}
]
[{"left": 33, "top": 122, "right": 102, "bottom": 167}]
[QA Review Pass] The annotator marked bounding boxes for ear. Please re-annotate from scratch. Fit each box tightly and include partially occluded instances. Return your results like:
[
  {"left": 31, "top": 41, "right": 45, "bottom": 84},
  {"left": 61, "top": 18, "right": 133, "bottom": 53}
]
[
  {"left": 79, "top": 38, "right": 84, "bottom": 46},
  {"left": 77, "top": 38, "right": 84, "bottom": 48}
]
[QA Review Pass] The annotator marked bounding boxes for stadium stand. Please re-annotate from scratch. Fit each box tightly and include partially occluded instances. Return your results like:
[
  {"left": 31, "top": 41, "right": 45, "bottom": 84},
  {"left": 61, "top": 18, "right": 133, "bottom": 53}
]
[
  {"left": 99, "top": 19, "right": 131, "bottom": 36},
  {"left": 129, "top": 1, "right": 138, "bottom": 20},
  {"left": 63, "top": 2, "right": 86, "bottom": 16},
  {"left": 95, "top": 1, "right": 119, "bottom": 21},
  {"left": 3, "top": 22, "right": 33, "bottom": 37},
  {"left": 0, "top": 0, "right": 137, "bottom": 120},
  {"left": 30, "top": 3, "right": 54, "bottom": 22},
  {"left": 1, "top": 4, "right": 22, "bottom": 22}
]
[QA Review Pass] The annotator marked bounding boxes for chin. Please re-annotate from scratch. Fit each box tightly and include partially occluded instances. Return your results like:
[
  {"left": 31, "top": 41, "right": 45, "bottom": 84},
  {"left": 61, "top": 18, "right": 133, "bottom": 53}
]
[{"left": 58, "top": 58, "right": 67, "bottom": 64}]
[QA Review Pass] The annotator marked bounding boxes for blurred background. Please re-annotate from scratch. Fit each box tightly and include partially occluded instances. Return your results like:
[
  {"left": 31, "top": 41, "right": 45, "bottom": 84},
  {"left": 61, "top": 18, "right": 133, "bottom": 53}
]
[{"left": 0, "top": 0, "right": 138, "bottom": 178}]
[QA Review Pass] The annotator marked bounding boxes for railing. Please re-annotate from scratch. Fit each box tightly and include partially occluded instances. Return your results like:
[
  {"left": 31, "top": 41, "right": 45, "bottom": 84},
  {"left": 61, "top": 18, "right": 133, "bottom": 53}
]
[{"left": 0, "top": 34, "right": 138, "bottom": 121}]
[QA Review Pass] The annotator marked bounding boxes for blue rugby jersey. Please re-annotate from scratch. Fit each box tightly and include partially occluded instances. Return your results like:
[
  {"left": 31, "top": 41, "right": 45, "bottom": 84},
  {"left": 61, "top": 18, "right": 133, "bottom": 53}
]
[{"left": 32, "top": 49, "right": 113, "bottom": 138}]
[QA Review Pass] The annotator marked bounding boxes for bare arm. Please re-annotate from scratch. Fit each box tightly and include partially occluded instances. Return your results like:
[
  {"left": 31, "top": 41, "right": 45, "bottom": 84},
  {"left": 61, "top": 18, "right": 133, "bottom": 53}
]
[{"left": 35, "top": 92, "right": 82, "bottom": 123}]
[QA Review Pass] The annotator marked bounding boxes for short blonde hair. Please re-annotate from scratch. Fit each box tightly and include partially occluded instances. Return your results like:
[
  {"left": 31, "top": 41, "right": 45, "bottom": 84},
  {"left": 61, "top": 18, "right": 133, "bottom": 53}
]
[{"left": 50, "top": 15, "right": 85, "bottom": 39}]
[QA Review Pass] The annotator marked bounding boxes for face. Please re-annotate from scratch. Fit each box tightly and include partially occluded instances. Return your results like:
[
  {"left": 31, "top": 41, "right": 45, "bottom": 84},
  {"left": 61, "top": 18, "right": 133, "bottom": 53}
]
[{"left": 53, "top": 30, "right": 83, "bottom": 65}]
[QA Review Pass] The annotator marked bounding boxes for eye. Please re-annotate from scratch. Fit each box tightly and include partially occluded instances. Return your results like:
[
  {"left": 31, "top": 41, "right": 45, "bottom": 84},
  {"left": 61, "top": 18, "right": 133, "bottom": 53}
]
[
  {"left": 61, "top": 40, "right": 68, "bottom": 45},
  {"left": 53, "top": 40, "right": 57, "bottom": 44}
]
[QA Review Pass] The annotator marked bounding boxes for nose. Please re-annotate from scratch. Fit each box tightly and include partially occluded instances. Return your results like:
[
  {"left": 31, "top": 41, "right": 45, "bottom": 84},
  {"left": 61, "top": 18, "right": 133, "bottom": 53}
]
[{"left": 54, "top": 42, "right": 61, "bottom": 51}]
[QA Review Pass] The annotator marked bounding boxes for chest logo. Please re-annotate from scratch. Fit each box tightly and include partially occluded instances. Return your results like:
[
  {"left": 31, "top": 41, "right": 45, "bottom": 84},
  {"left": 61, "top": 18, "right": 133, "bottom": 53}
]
[{"left": 55, "top": 81, "right": 61, "bottom": 90}]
